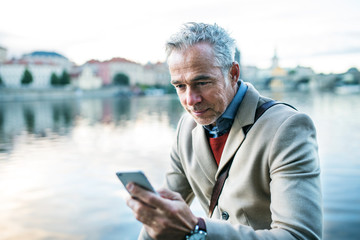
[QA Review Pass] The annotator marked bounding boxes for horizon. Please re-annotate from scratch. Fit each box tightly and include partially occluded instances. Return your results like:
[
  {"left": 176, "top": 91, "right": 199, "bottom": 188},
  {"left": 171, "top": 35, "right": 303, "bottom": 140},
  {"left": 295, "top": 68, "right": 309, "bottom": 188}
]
[{"left": 1, "top": 0, "right": 359, "bottom": 74}]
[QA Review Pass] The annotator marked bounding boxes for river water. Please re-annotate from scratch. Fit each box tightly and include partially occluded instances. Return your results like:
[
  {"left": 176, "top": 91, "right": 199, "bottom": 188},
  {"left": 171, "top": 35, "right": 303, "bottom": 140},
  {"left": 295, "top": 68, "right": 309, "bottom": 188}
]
[{"left": 0, "top": 90, "right": 359, "bottom": 240}]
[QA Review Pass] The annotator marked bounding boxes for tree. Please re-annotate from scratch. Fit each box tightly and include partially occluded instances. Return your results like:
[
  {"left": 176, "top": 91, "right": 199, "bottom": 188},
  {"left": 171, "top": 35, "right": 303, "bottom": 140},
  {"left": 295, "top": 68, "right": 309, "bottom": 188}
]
[
  {"left": 59, "top": 70, "right": 70, "bottom": 85},
  {"left": 50, "top": 72, "right": 60, "bottom": 86},
  {"left": 288, "top": 69, "right": 297, "bottom": 75},
  {"left": 21, "top": 68, "right": 33, "bottom": 86},
  {"left": 113, "top": 73, "right": 130, "bottom": 86},
  {"left": 0, "top": 75, "right": 3, "bottom": 86}
]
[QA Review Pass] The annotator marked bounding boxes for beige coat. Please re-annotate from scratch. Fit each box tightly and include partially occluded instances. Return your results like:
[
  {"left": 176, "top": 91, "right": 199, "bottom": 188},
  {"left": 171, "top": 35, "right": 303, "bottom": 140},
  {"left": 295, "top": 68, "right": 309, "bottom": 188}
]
[{"left": 140, "top": 83, "right": 322, "bottom": 239}]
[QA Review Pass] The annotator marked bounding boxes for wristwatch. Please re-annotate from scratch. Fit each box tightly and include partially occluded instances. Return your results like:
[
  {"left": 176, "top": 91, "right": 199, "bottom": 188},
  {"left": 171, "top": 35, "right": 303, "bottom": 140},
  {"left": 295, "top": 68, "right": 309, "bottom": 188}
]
[{"left": 185, "top": 218, "right": 207, "bottom": 240}]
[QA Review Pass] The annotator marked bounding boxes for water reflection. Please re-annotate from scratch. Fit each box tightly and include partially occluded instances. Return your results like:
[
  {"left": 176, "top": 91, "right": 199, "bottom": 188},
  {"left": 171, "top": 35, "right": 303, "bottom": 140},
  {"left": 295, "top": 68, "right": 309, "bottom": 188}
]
[
  {"left": 0, "top": 92, "right": 359, "bottom": 240},
  {"left": 0, "top": 94, "right": 186, "bottom": 240},
  {"left": 52, "top": 102, "right": 75, "bottom": 130},
  {"left": 0, "top": 95, "right": 185, "bottom": 157}
]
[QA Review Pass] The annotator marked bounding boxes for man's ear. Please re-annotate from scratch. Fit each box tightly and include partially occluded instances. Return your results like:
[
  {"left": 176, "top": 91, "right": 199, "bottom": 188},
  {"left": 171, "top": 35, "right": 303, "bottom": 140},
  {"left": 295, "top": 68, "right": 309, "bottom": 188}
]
[{"left": 230, "top": 62, "right": 240, "bottom": 83}]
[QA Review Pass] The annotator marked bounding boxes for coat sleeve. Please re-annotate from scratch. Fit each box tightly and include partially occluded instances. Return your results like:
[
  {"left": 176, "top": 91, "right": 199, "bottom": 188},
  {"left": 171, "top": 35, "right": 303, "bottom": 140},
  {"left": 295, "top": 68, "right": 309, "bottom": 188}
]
[{"left": 205, "top": 112, "right": 323, "bottom": 240}]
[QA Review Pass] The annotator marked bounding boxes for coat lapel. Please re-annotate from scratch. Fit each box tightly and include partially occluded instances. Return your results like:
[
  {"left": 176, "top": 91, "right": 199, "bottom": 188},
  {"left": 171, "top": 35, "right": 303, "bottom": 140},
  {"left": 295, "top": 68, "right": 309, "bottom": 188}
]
[{"left": 216, "top": 117, "right": 246, "bottom": 178}]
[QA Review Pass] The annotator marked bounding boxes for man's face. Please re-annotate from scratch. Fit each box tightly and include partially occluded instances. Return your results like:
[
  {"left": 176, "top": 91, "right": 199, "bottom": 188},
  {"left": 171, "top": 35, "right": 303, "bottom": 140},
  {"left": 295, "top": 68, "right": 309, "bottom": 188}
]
[{"left": 168, "top": 42, "right": 238, "bottom": 126}]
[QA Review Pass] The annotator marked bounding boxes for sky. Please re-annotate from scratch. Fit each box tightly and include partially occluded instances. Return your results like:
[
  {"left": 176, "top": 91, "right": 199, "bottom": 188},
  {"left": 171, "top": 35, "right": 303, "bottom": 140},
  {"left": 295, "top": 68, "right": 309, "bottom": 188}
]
[{"left": 0, "top": 0, "right": 359, "bottom": 74}]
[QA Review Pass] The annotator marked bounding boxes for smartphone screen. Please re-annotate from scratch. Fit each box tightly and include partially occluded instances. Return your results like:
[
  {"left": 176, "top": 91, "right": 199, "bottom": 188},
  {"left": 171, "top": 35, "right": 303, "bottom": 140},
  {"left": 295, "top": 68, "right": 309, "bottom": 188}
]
[{"left": 116, "top": 171, "right": 157, "bottom": 194}]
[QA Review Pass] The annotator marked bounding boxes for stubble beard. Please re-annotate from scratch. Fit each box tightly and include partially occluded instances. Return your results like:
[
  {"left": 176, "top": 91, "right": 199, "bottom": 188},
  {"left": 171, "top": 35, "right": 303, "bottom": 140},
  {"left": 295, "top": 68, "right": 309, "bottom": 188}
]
[{"left": 186, "top": 106, "right": 220, "bottom": 126}]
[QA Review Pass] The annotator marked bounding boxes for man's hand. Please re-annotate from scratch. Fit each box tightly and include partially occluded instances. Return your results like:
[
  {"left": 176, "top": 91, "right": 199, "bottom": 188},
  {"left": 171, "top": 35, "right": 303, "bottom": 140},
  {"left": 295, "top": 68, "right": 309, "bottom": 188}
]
[{"left": 126, "top": 183, "right": 198, "bottom": 240}]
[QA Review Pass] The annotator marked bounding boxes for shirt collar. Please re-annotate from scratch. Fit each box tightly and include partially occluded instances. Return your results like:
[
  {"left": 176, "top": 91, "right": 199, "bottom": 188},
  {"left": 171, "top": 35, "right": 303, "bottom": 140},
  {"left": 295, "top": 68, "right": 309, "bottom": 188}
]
[{"left": 221, "top": 80, "right": 248, "bottom": 120}]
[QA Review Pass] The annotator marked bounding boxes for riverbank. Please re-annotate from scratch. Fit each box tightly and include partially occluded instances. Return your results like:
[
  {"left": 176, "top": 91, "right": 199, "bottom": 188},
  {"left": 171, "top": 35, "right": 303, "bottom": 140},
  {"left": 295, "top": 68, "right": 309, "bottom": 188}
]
[{"left": 0, "top": 87, "right": 128, "bottom": 102}]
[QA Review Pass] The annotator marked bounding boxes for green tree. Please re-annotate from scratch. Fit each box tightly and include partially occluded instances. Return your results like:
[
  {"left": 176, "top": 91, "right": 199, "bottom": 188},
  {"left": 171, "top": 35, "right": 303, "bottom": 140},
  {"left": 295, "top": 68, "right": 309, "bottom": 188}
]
[
  {"left": 113, "top": 73, "right": 130, "bottom": 86},
  {"left": 50, "top": 72, "right": 60, "bottom": 86},
  {"left": 59, "top": 70, "right": 70, "bottom": 85},
  {"left": 288, "top": 69, "right": 297, "bottom": 75},
  {"left": 21, "top": 68, "right": 33, "bottom": 86},
  {"left": 0, "top": 75, "right": 3, "bottom": 86}
]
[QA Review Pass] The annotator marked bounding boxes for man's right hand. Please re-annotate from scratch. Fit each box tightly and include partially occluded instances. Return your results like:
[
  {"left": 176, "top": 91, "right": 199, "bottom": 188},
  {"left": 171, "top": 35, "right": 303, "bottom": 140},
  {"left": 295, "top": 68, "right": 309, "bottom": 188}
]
[{"left": 126, "top": 183, "right": 198, "bottom": 240}]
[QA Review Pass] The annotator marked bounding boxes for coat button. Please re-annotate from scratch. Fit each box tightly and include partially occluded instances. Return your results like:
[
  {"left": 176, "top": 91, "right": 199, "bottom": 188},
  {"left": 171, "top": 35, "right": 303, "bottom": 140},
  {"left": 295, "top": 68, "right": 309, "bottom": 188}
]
[{"left": 221, "top": 211, "right": 229, "bottom": 220}]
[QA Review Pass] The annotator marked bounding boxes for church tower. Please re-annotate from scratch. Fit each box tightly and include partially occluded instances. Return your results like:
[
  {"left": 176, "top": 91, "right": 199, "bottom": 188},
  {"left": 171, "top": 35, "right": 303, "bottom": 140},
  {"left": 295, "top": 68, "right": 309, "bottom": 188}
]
[{"left": 271, "top": 48, "right": 279, "bottom": 69}]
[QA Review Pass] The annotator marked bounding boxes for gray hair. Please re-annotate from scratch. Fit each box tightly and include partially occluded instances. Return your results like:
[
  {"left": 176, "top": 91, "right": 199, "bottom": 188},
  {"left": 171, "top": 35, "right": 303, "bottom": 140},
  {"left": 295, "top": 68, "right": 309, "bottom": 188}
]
[{"left": 165, "top": 22, "right": 236, "bottom": 75}]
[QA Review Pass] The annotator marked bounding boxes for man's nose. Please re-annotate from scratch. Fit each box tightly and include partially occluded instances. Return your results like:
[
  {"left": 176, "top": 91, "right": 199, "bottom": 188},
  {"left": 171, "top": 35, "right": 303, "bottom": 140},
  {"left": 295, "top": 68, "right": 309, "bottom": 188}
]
[{"left": 186, "top": 88, "right": 201, "bottom": 106}]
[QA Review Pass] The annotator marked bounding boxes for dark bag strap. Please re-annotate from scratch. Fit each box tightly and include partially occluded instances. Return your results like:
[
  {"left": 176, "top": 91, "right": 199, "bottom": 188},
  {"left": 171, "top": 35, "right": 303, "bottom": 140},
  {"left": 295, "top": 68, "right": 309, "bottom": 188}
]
[{"left": 208, "top": 100, "right": 296, "bottom": 217}]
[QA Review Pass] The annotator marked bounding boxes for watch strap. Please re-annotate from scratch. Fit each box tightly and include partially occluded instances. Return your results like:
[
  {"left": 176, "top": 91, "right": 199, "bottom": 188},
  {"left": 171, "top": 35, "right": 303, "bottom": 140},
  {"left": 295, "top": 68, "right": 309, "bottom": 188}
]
[
  {"left": 186, "top": 217, "right": 207, "bottom": 239},
  {"left": 197, "top": 217, "right": 206, "bottom": 232}
]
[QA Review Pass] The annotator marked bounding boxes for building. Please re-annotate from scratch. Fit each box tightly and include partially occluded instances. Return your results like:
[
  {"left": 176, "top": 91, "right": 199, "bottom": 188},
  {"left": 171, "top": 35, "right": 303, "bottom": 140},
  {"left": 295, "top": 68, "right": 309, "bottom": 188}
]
[
  {"left": 73, "top": 66, "right": 102, "bottom": 90},
  {"left": 22, "top": 51, "right": 72, "bottom": 68},
  {"left": 85, "top": 59, "right": 111, "bottom": 86},
  {"left": 241, "top": 49, "right": 317, "bottom": 91},
  {"left": 108, "top": 58, "right": 144, "bottom": 86},
  {"left": 0, "top": 46, "right": 7, "bottom": 63},
  {"left": 85, "top": 58, "right": 170, "bottom": 87},
  {"left": 85, "top": 58, "right": 143, "bottom": 86},
  {"left": 0, "top": 51, "right": 72, "bottom": 88},
  {"left": 268, "top": 48, "right": 288, "bottom": 90},
  {"left": 143, "top": 62, "right": 171, "bottom": 86}
]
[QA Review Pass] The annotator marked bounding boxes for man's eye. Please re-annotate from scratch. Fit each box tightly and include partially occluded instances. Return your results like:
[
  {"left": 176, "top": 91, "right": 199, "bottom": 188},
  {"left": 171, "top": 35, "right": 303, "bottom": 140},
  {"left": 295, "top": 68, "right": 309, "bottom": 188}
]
[
  {"left": 197, "top": 82, "right": 209, "bottom": 86},
  {"left": 176, "top": 84, "right": 186, "bottom": 89}
]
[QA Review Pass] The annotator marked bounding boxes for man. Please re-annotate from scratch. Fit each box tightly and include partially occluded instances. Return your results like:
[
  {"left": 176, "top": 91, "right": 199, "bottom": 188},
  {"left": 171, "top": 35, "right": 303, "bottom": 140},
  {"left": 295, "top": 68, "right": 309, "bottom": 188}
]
[{"left": 126, "top": 22, "right": 322, "bottom": 240}]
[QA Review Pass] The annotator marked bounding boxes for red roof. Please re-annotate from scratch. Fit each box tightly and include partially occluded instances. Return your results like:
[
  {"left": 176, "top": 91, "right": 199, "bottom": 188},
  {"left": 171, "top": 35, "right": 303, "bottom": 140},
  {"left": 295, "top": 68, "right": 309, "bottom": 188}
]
[
  {"left": 86, "top": 59, "right": 101, "bottom": 64},
  {"left": 106, "top": 57, "right": 137, "bottom": 64},
  {"left": 86, "top": 57, "right": 138, "bottom": 65}
]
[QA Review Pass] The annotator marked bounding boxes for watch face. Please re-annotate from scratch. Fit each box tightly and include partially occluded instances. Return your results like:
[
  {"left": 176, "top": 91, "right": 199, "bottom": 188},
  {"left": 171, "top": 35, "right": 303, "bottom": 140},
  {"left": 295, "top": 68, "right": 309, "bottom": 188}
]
[{"left": 188, "top": 232, "right": 206, "bottom": 240}]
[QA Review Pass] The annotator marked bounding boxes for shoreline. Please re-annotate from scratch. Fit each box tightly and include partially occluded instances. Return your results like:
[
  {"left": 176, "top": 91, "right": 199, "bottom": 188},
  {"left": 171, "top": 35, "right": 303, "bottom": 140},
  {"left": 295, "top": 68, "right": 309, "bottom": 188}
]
[{"left": 0, "top": 87, "right": 128, "bottom": 102}]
